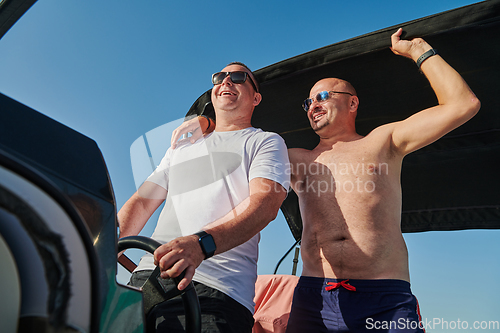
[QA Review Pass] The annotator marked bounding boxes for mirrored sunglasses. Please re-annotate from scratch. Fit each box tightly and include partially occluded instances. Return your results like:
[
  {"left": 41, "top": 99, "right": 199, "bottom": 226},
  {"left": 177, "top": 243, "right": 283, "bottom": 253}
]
[{"left": 303, "top": 90, "right": 353, "bottom": 112}]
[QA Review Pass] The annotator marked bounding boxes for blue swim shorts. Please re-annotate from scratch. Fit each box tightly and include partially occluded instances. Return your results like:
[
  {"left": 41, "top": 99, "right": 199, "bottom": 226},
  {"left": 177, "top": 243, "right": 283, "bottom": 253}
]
[{"left": 286, "top": 277, "right": 425, "bottom": 332}]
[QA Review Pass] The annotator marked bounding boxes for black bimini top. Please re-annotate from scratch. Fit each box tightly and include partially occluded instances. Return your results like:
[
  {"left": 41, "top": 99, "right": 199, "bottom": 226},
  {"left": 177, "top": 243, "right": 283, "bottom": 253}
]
[
  {"left": 186, "top": 0, "right": 500, "bottom": 240},
  {"left": 0, "top": 0, "right": 37, "bottom": 39}
]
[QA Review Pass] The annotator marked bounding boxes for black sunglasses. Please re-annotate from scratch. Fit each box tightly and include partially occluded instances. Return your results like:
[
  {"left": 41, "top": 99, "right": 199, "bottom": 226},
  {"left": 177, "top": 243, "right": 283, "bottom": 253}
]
[
  {"left": 212, "top": 71, "right": 259, "bottom": 93},
  {"left": 303, "top": 90, "right": 353, "bottom": 112}
]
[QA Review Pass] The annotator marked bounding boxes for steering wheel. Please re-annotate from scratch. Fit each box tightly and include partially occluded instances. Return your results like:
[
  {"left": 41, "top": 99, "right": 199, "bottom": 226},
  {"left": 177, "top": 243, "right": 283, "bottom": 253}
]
[{"left": 118, "top": 236, "right": 201, "bottom": 333}]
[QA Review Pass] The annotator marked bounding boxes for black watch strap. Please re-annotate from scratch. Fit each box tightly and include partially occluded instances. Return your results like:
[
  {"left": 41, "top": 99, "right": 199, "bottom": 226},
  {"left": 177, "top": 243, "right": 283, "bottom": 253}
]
[
  {"left": 416, "top": 48, "right": 438, "bottom": 69},
  {"left": 194, "top": 231, "right": 216, "bottom": 259}
]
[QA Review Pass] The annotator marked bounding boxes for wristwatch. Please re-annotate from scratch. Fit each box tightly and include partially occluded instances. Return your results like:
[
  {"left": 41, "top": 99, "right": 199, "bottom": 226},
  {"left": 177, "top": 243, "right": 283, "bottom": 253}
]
[{"left": 194, "top": 231, "right": 216, "bottom": 259}]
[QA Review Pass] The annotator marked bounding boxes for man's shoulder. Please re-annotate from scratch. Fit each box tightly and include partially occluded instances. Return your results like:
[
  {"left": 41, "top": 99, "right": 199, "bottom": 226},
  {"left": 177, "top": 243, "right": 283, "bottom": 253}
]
[
  {"left": 288, "top": 147, "right": 312, "bottom": 163},
  {"left": 365, "top": 122, "right": 398, "bottom": 138},
  {"left": 247, "top": 127, "right": 280, "bottom": 137},
  {"left": 244, "top": 127, "right": 286, "bottom": 144},
  {"left": 351, "top": 123, "right": 398, "bottom": 149},
  {"left": 352, "top": 124, "right": 402, "bottom": 159}
]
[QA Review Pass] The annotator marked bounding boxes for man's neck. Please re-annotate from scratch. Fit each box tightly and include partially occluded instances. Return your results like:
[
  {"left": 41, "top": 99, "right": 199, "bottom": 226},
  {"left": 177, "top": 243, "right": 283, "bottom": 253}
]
[
  {"left": 214, "top": 109, "right": 253, "bottom": 132},
  {"left": 215, "top": 123, "right": 252, "bottom": 132}
]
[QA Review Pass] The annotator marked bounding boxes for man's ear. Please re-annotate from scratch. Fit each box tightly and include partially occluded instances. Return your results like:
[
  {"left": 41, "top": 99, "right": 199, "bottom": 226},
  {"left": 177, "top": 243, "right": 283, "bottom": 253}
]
[
  {"left": 253, "top": 92, "right": 262, "bottom": 106},
  {"left": 349, "top": 96, "right": 359, "bottom": 111}
]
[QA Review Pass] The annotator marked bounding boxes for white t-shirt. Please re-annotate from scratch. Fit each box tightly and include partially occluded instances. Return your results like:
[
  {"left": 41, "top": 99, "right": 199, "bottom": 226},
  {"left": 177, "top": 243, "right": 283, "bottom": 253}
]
[{"left": 135, "top": 127, "right": 290, "bottom": 313}]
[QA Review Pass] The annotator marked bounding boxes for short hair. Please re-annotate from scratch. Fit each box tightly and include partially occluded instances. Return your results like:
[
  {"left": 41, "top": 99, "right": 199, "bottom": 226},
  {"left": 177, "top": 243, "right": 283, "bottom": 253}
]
[{"left": 226, "top": 61, "right": 260, "bottom": 93}]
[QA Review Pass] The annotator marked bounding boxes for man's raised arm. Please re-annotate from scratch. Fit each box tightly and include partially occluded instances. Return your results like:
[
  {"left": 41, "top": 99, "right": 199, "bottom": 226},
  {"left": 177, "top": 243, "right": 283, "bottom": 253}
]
[{"left": 389, "top": 28, "right": 480, "bottom": 156}]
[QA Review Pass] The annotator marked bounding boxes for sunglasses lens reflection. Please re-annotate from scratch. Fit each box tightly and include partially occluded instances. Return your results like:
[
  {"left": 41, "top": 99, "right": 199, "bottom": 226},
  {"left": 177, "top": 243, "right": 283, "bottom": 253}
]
[
  {"left": 212, "top": 73, "right": 225, "bottom": 85},
  {"left": 230, "top": 72, "right": 246, "bottom": 83},
  {"left": 304, "top": 99, "right": 312, "bottom": 111},
  {"left": 303, "top": 91, "right": 330, "bottom": 111},
  {"left": 317, "top": 91, "right": 329, "bottom": 102}
]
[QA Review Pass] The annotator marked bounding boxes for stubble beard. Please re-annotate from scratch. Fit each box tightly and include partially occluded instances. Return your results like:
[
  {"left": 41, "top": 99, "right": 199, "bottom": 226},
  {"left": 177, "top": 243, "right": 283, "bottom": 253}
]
[{"left": 312, "top": 118, "right": 330, "bottom": 133}]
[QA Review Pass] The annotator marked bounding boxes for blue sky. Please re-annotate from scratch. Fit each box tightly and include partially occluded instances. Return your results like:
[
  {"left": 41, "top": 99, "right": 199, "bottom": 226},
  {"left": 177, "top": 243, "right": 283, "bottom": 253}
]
[{"left": 1, "top": 0, "right": 498, "bottom": 330}]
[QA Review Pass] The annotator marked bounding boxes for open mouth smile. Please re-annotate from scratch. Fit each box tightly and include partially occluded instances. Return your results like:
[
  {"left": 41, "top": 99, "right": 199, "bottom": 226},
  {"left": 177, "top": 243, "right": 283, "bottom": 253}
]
[
  {"left": 220, "top": 90, "right": 237, "bottom": 96},
  {"left": 312, "top": 112, "right": 326, "bottom": 121}
]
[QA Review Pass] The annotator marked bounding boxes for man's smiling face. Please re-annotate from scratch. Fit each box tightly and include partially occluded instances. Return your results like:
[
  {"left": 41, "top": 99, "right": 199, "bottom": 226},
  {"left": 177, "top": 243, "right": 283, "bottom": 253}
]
[
  {"left": 307, "top": 79, "right": 354, "bottom": 133},
  {"left": 211, "top": 64, "right": 259, "bottom": 113}
]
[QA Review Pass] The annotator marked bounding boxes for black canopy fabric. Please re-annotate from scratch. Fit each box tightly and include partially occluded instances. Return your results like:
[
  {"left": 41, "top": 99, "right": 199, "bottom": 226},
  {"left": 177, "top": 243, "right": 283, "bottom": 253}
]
[
  {"left": 186, "top": 1, "right": 500, "bottom": 240},
  {"left": 0, "top": 0, "right": 37, "bottom": 40}
]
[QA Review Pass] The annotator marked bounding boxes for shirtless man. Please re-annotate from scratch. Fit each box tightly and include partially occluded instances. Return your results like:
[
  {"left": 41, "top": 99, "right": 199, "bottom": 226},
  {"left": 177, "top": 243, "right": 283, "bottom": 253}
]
[
  {"left": 172, "top": 29, "right": 480, "bottom": 332},
  {"left": 285, "top": 29, "right": 480, "bottom": 332}
]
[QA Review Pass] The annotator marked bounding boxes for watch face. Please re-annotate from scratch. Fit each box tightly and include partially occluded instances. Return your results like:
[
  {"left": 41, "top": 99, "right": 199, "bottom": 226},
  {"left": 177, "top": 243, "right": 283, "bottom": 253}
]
[{"left": 200, "top": 234, "right": 216, "bottom": 258}]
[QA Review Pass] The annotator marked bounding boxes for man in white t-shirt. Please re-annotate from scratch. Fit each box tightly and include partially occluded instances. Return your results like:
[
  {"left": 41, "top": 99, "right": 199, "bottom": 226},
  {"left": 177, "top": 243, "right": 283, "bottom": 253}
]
[{"left": 118, "top": 62, "right": 290, "bottom": 332}]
